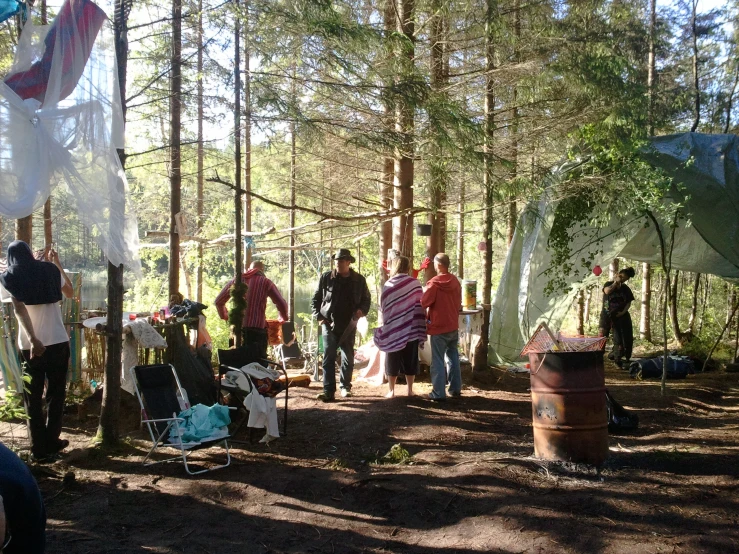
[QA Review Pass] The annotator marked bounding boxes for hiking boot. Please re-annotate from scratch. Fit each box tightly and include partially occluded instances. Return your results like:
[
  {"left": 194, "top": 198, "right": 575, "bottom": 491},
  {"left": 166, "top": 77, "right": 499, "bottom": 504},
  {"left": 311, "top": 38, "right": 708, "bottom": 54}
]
[
  {"left": 51, "top": 439, "right": 69, "bottom": 453},
  {"left": 449, "top": 391, "right": 462, "bottom": 398},
  {"left": 316, "top": 393, "right": 335, "bottom": 402},
  {"left": 32, "top": 451, "right": 61, "bottom": 464},
  {"left": 340, "top": 388, "right": 352, "bottom": 398}
]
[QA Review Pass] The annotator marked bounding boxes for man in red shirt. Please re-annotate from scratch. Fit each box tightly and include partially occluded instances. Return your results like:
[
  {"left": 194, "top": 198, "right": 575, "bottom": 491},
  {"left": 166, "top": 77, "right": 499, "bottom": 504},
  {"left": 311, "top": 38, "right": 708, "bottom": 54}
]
[
  {"left": 421, "top": 253, "right": 462, "bottom": 401},
  {"left": 215, "top": 261, "right": 289, "bottom": 358}
]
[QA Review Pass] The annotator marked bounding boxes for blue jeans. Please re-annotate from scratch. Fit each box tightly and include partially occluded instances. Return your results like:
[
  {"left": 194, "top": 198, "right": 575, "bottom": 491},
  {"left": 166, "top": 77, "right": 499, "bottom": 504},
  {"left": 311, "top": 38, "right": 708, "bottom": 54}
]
[
  {"left": 429, "top": 331, "right": 461, "bottom": 399},
  {"left": 322, "top": 326, "right": 355, "bottom": 396}
]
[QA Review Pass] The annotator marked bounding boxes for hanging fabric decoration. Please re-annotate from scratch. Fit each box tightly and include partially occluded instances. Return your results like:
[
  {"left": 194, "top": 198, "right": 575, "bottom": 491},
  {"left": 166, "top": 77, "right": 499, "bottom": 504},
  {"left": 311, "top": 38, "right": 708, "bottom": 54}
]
[
  {"left": 0, "top": 0, "right": 21, "bottom": 25},
  {"left": 0, "top": 0, "right": 140, "bottom": 273},
  {"left": 5, "top": 0, "right": 106, "bottom": 103}
]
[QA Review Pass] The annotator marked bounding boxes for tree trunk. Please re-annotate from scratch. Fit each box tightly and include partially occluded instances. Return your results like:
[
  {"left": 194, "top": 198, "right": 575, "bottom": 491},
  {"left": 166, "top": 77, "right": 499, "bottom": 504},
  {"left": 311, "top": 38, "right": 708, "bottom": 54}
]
[
  {"left": 507, "top": 0, "right": 520, "bottom": 248},
  {"left": 233, "top": 0, "right": 243, "bottom": 346},
  {"left": 687, "top": 273, "right": 700, "bottom": 335},
  {"left": 584, "top": 285, "right": 593, "bottom": 330},
  {"left": 196, "top": 0, "right": 204, "bottom": 303},
  {"left": 380, "top": 158, "right": 393, "bottom": 285},
  {"left": 43, "top": 199, "right": 52, "bottom": 249},
  {"left": 646, "top": 210, "right": 678, "bottom": 395},
  {"left": 288, "top": 69, "right": 297, "bottom": 319},
  {"left": 97, "top": 0, "right": 129, "bottom": 447},
  {"left": 243, "top": 0, "right": 252, "bottom": 269},
  {"left": 473, "top": 0, "right": 496, "bottom": 372},
  {"left": 379, "top": 0, "right": 394, "bottom": 285},
  {"left": 689, "top": 0, "right": 700, "bottom": 132},
  {"left": 647, "top": 0, "right": 656, "bottom": 136},
  {"left": 577, "top": 290, "right": 585, "bottom": 335},
  {"left": 169, "top": 0, "right": 182, "bottom": 298},
  {"left": 456, "top": 177, "right": 464, "bottom": 279},
  {"left": 640, "top": 262, "right": 652, "bottom": 341},
  {"left": 698, "top": 274, "right": 710, "bottom": 336},
  {"left": 392, "top": 0, "right": 415, "bottom": 259},
  {"left": 425, "top": 0, "right": 447, "bottom": 282},
  {"left": 723, "top": 70, "right": 738, "bottom": 134},
  {"left": 669, "top": 269, "right": 684, "bottom": 343},
  {"left": 641, "top": 0, "right": 656, "bottom": 344}
]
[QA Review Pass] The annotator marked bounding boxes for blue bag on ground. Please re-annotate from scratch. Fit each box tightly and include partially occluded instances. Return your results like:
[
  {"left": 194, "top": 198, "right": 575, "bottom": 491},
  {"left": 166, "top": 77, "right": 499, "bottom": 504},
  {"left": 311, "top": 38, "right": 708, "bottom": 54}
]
[{"left": 629, "top": 356, "right": 695, "bottom": 380}]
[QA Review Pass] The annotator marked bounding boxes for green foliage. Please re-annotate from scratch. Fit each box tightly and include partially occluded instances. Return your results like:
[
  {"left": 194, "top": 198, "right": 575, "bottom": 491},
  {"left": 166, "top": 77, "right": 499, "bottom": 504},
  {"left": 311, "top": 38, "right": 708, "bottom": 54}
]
[
  {"left": 0, "top": 388, "right": 28, "bottom": 423},
  {"left": 543, "top": 131, "right": 676, "bottom": 296},
  {"left": 372, "top": 443, "right": 413, "bottom": 466}
]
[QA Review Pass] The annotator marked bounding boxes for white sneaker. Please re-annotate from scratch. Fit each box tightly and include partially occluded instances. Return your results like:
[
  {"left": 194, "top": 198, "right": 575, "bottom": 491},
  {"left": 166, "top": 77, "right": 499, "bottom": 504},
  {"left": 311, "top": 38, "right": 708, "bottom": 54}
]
[{"left": 340, "top": 388, "right": 352, "bottom": 398}]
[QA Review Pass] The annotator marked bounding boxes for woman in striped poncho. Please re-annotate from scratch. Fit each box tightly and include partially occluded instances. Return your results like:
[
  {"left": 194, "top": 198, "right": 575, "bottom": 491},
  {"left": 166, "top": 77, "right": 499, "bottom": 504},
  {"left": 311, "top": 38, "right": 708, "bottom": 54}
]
[{"left": 374, "top": 256, "right": 427, "bottom": 397}]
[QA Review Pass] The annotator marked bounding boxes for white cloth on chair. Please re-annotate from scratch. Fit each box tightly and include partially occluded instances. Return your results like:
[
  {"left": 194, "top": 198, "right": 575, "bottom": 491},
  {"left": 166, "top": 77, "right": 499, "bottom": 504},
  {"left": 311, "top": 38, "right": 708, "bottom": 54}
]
[
  {"left": 121, "top": 319, "right": 168, "bottom": 395},
  {"left": 226, "top": 362, "right": 281, "bottom": 439}
]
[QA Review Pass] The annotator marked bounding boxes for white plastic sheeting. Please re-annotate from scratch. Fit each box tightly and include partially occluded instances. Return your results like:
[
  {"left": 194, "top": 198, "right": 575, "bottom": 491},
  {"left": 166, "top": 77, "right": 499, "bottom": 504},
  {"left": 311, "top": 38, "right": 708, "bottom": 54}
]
[
  {"left": 0, "top": 0, "right": 140, "bottom": 273},
  {"left": 490, "top": 133, "right": 739, "bottom": 363}
]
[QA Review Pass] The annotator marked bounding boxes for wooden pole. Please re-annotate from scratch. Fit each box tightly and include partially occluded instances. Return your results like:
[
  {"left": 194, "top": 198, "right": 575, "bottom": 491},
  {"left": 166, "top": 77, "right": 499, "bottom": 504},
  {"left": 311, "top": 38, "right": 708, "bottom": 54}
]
[
  {"left": 233, "top": 0, "right": 243, "bottom": 346},
  {"left": 168, "top": 0, "right": 182, "bottom": 298}
]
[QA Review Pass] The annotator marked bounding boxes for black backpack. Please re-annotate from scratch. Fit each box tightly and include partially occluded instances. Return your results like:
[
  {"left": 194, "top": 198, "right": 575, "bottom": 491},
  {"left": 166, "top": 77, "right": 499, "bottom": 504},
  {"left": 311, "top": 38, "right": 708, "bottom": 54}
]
[{"left": 606, "top": 390, "right": 639, "bottom": 433}]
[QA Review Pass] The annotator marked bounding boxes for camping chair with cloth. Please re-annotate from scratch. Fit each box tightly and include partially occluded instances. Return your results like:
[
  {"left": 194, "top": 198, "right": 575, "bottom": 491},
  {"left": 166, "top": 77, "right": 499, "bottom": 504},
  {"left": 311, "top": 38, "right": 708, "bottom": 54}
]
[
  {"left": 217, "top": 346, "right": 289, "bottom": 442},
  {"left": 130, "top": 364, "right": 232, "bottom": 475}
]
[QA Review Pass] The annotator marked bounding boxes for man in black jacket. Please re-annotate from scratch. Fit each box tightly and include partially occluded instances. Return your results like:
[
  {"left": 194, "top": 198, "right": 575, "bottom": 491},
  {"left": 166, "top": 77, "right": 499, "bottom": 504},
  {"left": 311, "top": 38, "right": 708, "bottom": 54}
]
[{"left": 312, "top": 249, "right": 371, "bottom": 401}]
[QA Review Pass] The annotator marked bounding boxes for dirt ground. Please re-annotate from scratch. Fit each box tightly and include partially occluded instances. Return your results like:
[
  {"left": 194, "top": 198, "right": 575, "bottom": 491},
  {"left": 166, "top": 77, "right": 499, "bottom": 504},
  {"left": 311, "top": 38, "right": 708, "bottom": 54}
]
[{"left": 2, "top": 360, "right": 739, "bottom": 554}]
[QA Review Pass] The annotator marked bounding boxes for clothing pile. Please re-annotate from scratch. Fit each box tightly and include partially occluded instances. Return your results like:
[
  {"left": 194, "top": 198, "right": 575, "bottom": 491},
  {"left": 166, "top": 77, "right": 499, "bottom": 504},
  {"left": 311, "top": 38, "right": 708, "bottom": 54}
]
[
  {"left": 224, "top": 362, "right": 282, "bottom": 442},
  {"left": 168, "top": 403, "right": 231, "bottom": 446}
]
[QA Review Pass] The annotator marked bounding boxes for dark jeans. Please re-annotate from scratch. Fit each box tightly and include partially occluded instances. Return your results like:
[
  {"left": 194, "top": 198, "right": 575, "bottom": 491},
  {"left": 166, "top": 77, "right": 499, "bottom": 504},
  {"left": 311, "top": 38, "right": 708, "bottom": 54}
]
[
  {"left": 611, "top": 312, "right": 633, "bottom": 362},
  {"left": 21, "top": 341, "right": 70, "bottom": 456},
  {"left": 322, "top": 325, "right": 355, "bottom": 396},
  {"left": 242, "top": 327, "right": 268, "bottom": 360}
]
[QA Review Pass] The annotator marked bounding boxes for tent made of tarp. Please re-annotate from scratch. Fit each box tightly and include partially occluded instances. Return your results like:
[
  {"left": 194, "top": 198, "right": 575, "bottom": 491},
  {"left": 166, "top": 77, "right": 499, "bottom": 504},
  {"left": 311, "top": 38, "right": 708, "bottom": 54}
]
[{"left": 490, "top": 132, "right": 739, "bottom": 362}]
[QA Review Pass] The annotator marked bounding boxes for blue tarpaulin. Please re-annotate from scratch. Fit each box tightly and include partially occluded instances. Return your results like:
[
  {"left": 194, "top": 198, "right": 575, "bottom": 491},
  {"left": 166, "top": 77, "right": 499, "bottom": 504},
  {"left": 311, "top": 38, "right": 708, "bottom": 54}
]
[{"left": 0, "top": 0, "right": 20, "bottom": 24}]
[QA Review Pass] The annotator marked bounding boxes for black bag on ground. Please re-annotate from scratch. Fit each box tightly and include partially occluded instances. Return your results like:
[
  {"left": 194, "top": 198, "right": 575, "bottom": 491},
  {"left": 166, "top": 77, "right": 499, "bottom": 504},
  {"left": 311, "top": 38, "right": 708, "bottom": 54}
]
[
  {"left": 605, "top": 389, "right": 639, "bottom": 433},
  {"left": 629, "top": 356, "right": 695, "bottom": 380}
]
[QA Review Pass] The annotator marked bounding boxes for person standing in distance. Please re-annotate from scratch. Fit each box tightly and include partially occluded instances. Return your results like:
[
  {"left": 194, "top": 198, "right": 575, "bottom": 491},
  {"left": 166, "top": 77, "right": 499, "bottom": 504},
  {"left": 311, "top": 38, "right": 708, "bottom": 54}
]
[
  {"left": 374, "top": 256, "right": 426, "bottom": 398},
  {"left": 312, "top": 249, "right": 371, "bottom": 401},
  {"left": 0, "top": 241, "right": 74, "bottom": 461},
  {"left": 215, "top": 260, "right": 289, "bottom": 359},
  {"left": 599, "top": 266, "right": 636, "bottom": 367},
  {"left": 421, "top": 253, "right": 462, "bottom": 401}
]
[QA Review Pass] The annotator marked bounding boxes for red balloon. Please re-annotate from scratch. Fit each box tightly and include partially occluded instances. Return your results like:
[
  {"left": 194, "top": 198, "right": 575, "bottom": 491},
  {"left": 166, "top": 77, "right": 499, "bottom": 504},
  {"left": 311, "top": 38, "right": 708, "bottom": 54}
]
[
  {"left": 593, "top": 265, "right": 602, "bottom": 276},
  {"left": 477, "top": 241, "right": 487, "bottom": 252}
]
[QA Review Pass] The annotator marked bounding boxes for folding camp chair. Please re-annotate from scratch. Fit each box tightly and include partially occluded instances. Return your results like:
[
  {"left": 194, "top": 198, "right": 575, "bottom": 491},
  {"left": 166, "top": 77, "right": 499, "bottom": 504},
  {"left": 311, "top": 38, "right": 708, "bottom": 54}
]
[
  {"left": 217, "top": 346, "right": 289, "bottom": 437},
  {"left": 130, "top": 364, "right": 231, "bottom": 475},
  {"left": 275, "top": 322, "right": 312, "bottom": 374}
]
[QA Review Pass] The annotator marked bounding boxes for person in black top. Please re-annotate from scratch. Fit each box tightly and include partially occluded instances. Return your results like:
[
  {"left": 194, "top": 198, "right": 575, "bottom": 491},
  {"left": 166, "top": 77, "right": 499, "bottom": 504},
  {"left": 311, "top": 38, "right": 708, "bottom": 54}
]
[
  {"left": 0, "top": 441, "right": 46, "bottom": 554},
  {"left": 312, "top": 249, "right": 371, "bottom": 401},
  {"left": 599, "top": 266, "right": 636, "bottom": 367}
]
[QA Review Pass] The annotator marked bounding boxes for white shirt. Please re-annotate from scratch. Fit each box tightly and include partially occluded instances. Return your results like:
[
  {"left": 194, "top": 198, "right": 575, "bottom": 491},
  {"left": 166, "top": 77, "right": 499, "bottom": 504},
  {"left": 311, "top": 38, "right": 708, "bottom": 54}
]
[{"left": 0, "top": 273, "right": 69, "bottom": 350}]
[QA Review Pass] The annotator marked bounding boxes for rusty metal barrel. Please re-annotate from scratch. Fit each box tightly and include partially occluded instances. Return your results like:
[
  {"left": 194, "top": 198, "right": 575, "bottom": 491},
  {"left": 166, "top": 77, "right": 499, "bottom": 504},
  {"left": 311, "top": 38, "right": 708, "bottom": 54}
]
[{"left": 528, "top": 351, "right": 608, "bottom": 466}]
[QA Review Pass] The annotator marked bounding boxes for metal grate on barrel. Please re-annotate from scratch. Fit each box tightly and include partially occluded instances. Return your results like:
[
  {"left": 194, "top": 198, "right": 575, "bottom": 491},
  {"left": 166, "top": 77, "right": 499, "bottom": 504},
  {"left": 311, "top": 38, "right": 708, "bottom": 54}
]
[{"left": 520, "top": 323, "right": 607, "bottom": 356}]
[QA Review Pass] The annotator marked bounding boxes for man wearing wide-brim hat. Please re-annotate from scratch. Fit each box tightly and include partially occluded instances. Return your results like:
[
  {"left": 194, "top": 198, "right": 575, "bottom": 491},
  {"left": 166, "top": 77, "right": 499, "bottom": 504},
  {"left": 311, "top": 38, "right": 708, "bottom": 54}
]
[{"left": 311, "top": 248, "right": 371, "bottom": 401}]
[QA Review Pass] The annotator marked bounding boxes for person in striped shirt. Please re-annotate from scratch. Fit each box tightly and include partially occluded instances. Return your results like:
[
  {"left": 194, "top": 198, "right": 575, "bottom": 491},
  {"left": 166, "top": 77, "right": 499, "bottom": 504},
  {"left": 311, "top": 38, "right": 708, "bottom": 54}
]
[
  {"left": 215, "top": 261, "right": 289, "bottom": 358},
  {"left": 374, "top": 256, "right": 427, "bottom": 398}
]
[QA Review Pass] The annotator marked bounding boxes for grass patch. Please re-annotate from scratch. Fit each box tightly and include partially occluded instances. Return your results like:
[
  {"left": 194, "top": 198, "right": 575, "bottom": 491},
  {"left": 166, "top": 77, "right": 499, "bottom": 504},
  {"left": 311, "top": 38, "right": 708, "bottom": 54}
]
[{"left": 361, "top": 444, "right": 414, "bottom": 466}]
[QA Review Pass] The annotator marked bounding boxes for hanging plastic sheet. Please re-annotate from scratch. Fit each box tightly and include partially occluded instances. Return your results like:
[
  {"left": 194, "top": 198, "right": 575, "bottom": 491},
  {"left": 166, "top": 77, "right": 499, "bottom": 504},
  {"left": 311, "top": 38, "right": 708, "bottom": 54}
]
[
  {"left": 490, "top": 133, "right": 739, "bottom": 363},
  {"left": 0, "top": 303, "right": 24, "bottom": 398},
  {"left": 0, "top": 0, "right": 140, "bottom": 273}
]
